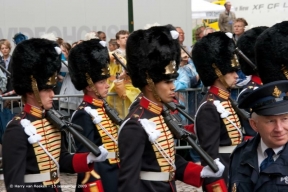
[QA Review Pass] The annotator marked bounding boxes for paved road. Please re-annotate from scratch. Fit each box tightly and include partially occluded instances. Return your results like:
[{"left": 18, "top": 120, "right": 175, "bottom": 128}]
[{"left": 0, "top": 173, "right": 202, "bottom": 192}]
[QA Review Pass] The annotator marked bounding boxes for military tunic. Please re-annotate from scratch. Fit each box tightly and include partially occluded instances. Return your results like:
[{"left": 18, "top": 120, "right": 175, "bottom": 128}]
[
  {"left": 195, "top": 86, "right": 242, "bottom": 191},
  {"left": 118, "top": 96, "right": 204, "bottom": 192},
  {"left": 72, "top": 95, "right": 119, "bottom": 192},
  {"left": 3, "top": 104, "right": 92, "bottom": 192}
]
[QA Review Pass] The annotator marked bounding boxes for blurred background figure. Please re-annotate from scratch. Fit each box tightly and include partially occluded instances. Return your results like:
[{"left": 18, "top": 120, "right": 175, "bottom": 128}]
[
  {"left": 108, "top": 39, "right": 118, "bottom": 52},
  {"left": 0, "top": 40, "right": 12, "bottom": 93},
  {"left": 107, "top": 30, "right": 140, "bottom": 118},
  {"left": 12, "top": 32, "right": 28, "bottom": 45},
  {"left": 233, "top": 18, "right": 248, "bottom": 41},
  {"left": 218, "top": 1, "right": 236, "bottom": 33},
  {"left": 97, "top": 31, "right": 106, "bottom": 41}
]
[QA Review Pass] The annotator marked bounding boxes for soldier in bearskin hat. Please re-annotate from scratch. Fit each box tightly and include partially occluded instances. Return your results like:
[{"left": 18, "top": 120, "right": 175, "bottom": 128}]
[
  {"left": 118, "top": 25, "right": 225, "bottom": 192},
  {"left": 236, "top": 26, "right": 268, "bottom": 102},
  {"left": 68, "top": 39, "right": 120, "bottom": 192},
  {"left": 192, "top": 31, "right": 243, "bottom": 191},
  {"left": 236, "top": 26, "right": 268, "bottom": 138},
  {"left": 2, "top": 38, "right": 107, "bottom": 192},
  {"left": 255, "top": 21, "right": 288, "bottom": 84}
]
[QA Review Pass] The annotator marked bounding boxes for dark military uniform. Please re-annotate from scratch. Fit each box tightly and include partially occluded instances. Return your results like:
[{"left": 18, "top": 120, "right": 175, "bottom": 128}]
[
  {"left": 2, "top": 38, "right": 94, "bottom": 192},
  {"left": 3, "top": 104, "right": 92, "bottom": 192},
  {"left": 195, "top": 86, "right": 242, "bottom": 190},
  {"left": 118, "top": 97, "right": 203, "bottom": 192},
  {"left": 72, "top": 95, "right": 119, "bottom": 192},
  {"left": 229, "top": 134, "right": 288, "bottom": 192},
  {"left": 192, "top": 31, "right": 244, "bottom": 191},
  {"left": 68, "top": 39, "right": 119, "bottom": 192}
]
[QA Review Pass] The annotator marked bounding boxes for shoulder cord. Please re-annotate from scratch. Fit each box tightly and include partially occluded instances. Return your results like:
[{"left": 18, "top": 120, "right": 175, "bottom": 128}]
[
  {"left": 213, "top": 101, "right": 243, "bottom": 141},
  {"left": 21, "top": 119, "right": 60, "bottom": 178},
  {"left": 85, "top": 107, "right": 118, "bottom": 145}
]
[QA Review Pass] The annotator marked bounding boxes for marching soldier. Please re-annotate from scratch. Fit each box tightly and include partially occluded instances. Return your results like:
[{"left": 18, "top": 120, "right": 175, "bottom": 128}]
[
  {"left": 2, "top": 38, "right": 107, "bottom": 192},
  {"left": 236, "top": 26, "right": 268, "bottom": 139},
  {"left": 192, "top": 32, "right": 243, "bottom": 191},
  {"left": 236, "top": 26, "right": 268, "bottom": 103},
  {"left": 68, "top": 39, "right": 120, "bottom": 192},
  {"left": 118, "top": 25, "right": 225, "bottom": 192}
]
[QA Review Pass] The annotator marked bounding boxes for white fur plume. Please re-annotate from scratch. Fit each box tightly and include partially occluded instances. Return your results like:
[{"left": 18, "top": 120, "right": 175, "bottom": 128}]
[
  {"left": 99, "top": 41, "right": 107, "bottom": 47},
  {"left": 139, "top": 119, "right": 161, "bottom": 143},
  {"left": 21, "top": 119, "right": 42, "bottom": 144},
  {"left": 85, "top": 106, "right": 102, "bottom": 124},
  {"left": 41, "top": 33, "right": 58, "bottom": 41},
  {"left": 213, "top": 100, "right": 230, "bottom": 118},
  {"left": 170, "top": 30, "right": 179, "bottom": 39},
  {"left": 54, "top": 47, "right": 62, "bottom": 55},
  {"left": 143, "top": 22, "right": 160, "bottom": 29}
]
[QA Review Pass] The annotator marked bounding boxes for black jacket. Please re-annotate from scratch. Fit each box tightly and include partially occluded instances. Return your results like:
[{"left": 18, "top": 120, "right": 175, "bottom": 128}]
[{"left": 229, "top": 134, "right": 288, "bottom": 192}]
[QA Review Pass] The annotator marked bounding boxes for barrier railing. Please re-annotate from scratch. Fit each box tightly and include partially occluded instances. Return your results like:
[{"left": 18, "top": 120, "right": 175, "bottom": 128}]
[{"left": 0, "top": 88, "right": 242, "bottom": 152}]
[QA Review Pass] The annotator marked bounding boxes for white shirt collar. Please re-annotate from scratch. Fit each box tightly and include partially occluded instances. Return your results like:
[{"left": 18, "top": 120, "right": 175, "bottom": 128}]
[{"left": 260, "top": 139, "right": 284, "bottom": 156}]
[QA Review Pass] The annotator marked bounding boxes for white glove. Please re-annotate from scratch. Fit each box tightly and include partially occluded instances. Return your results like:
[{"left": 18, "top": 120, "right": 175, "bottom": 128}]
[
  {"left": 200, "top": 158, "right": 225, "bottom": 178},
  {"left": 86, "top": 145, "right": 108, "bottom": 163}
]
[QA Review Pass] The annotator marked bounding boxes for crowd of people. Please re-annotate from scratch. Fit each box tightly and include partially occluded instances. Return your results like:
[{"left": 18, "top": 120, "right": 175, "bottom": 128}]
[{"left": 0, "top": 1, "right": 287, "bottom": 192}]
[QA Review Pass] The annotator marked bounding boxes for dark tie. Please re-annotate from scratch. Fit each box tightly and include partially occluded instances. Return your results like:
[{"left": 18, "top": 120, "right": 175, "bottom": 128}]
[{"left": 260, "top": 148, "right": 275, "bottom": 172}]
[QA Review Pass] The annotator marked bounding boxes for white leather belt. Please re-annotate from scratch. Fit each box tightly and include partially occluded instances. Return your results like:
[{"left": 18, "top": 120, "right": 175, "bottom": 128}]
[
  {"left": 219, "top": 146, "right": 236, "bottom": 153},
  {"left": 24, "top": 171, "right": 58, "bottom": 183},
  {"left": 140, "top": 171, "right": 175, "bottom": 181},
  {"left": 107, "top": 152, "right": 116, "bottom": 159}
]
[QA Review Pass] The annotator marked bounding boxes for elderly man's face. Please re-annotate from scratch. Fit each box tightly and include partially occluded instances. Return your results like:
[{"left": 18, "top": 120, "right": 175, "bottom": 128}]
[{"left": 250, "top": 113, "right": 288, "bottom": 148}]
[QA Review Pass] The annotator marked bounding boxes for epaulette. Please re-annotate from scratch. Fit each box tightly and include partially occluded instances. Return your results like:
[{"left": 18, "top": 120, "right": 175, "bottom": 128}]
[
  {"left": 206, "top": 93, "right": 214, "bottom": 102},
  {"left": 78, "top": 102, "right": 87, "bottom": 110},
  {"left": 128, "top": 106, "right": 143, "bottom": 120}
]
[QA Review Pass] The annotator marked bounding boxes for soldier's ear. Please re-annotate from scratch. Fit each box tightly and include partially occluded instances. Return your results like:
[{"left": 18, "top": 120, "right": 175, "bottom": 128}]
[{"left": 249, "top": 115, "right": 258, "bottom": 133}]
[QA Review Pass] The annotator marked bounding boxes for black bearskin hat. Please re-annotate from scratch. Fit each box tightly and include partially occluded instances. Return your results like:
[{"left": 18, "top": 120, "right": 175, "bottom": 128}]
[
  {"left": 192, "top": 32, "right": 238, "bottom": 87},
  {"left": 11, "top": 38, "right": 61, "bottom": 95},
  {"left": 126, "top": 24, "right": 180, "bottom": 89},
  {"left": 256, "top": 21, "right": 288, "bottom": 84},
  {"left": 68, "top": 39, "right": 110, "bottom": 91},
  {"left": 237, "top": 26, "right": 268, "bottom": 75}
]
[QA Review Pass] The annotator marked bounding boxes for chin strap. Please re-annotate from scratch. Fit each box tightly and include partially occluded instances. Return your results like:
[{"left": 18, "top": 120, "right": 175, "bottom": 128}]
[
  {"left": 86, "top": 73, "right": 101, "bottom": 99},
  {"left": 212, "top": 64, "right": 230, "bottom": 90},
  {"left": 31, "top": 75, "right": 43, "bottom": 108},
  {"left": 146, "top": 73, "right": 162, "bottom": 102},
  {"left": 281, "top": 64, "right": 288, "bottom": 79}
]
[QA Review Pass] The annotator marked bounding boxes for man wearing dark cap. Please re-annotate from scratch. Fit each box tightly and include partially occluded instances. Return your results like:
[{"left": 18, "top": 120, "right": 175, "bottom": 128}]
[
  {"left": 68, "top": 39, "right": 120, "bottom": 192},
  {"left": 118, "top": 25, "right": 225, "bottom": 192},
  {"left": 229, "top": 80, "right": 288, "bottom": 192},
  {"left": 192, "top": 32, "right": 243, "bottom": 191},
  {"left": 2, "top": 38, "right": 107, "bottom": 192}
]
